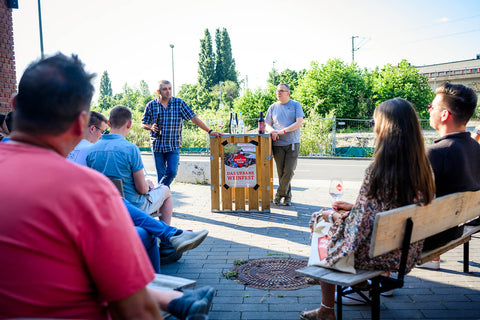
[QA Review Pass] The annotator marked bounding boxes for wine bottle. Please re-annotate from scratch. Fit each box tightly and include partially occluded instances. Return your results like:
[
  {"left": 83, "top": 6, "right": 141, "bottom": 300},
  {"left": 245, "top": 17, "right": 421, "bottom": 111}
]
[
  {"left": 238, "top": 112, "right": 245, "bottom": 134},
  {"left": 228, "top": 112, "right": 233, "bottom": 134},
  {"left": 232, "top": 112, "right": 238, "bottom": 134},
  {"left": 258, "top": 111, "right": 265, "bottom": 134}
]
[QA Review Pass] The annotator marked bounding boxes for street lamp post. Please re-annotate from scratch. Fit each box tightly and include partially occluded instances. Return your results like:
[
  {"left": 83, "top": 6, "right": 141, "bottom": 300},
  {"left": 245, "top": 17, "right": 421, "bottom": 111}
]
[
  {"left": 169, "top": 44, "right": 175, "bottom": 96},
  {"left": 38, "top": 0, "right": 44, "bottom": 59}
]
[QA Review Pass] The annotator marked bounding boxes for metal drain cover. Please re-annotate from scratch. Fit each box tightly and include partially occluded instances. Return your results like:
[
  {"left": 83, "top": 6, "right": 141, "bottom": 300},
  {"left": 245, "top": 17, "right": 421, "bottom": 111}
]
[{"left": 231, "top": 257, "right": 310, "bottom": 290}]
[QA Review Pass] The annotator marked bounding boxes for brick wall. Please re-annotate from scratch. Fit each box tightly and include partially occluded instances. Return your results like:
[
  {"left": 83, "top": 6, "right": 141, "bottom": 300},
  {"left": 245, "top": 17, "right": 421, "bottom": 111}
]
[{"left": 0, "top": 1, "right": 16, "bottom": 114}]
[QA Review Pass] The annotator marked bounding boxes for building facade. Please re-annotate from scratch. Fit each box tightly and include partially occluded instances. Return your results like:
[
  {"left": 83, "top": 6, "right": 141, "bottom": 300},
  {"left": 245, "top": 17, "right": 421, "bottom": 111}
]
[
  {"left": 415, "top": 56, "right": 480, "bottom": 94},
  {"left": 0, "top": 0, "right": 16, "bottom": 114}
]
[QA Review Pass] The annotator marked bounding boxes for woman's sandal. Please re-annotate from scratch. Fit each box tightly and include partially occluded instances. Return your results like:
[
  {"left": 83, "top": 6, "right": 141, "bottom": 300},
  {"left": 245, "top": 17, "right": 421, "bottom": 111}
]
[
  {"left": 300, "top": 308, "right": 321, "bottom": 320},
  {"left": 300, "top": 304, "right": 335, "bottom": 320}
]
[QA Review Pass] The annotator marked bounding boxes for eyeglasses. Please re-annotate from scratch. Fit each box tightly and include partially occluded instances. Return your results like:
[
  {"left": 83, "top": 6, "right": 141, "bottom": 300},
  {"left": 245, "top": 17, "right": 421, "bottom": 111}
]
[
  {"left": 427, "top": 103, "right": 451, "bottom": 114},
  {"left": 276, "top": 90, "right": 289, "bottom": 94},
  {"left": 94, "top": 126, "right": 107, "bottom": 134}
]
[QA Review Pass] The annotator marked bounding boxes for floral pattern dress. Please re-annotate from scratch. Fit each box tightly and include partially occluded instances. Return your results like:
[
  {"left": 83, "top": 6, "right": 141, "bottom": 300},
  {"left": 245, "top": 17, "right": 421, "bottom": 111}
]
[{"left": 324, "top": 166, "right": 423, "bottom": 273}]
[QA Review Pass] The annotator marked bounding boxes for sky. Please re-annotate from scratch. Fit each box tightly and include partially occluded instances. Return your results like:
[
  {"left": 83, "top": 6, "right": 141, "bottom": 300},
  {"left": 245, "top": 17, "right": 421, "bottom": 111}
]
[{"left": 12, "top": 0, "right": 480, "bottom": 100}]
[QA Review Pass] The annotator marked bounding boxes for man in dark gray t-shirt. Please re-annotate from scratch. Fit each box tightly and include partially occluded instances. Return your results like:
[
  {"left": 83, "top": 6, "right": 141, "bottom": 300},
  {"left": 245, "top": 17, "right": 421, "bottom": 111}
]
[{"left": 265, "top": 83, "right": 305, "bottom": 206}]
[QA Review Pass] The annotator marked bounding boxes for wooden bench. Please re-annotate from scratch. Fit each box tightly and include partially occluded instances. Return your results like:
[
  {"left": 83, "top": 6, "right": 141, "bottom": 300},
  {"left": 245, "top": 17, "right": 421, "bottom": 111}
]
[
  {"left": 148, "top": 273, "right": 197, "bottom": 318},
  {"left": 296, "top": 190, "right": 480, "bottom": 320}
]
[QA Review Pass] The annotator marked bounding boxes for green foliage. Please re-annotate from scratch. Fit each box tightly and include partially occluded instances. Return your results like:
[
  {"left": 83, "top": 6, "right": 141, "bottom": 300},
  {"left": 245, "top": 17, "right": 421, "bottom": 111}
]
[
  {"left": 99, "top": 71, "right": 113, "bottom": 97},
  {"left": 213, "top": 80, "right": 239, "bottom": 110},
  {"left": 293, "top": 59, "right": 372, "bottom": 119},
  {"left": 233, "top": 85, "right": 276, "bottom": 121},
  {"left": 214, "top": 28, "right": 237, "bottom": 84},
  {"left": 97, "top": 95, "right": 114, "bottom": 111},
  {"left": 177, "top": 83, "right": 217, "bottom": 112},
  {"left": 268, "top": 68, "right": 306, "bottom": 91},
  {"left": 198, "top": 29, "right": 216, "bottom": 90},
  {"left": 300, "top": 110, "right": 334, "bottom": 156},
  {"left": 369, "top": 60, "right": 434, "bottom": 118}
]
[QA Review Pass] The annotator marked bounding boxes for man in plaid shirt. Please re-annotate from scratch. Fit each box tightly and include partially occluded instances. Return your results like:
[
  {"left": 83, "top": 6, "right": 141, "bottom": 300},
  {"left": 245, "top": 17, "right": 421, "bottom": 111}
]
[{"left": 142, "top": 80, "right": 221, "bottom": 187}]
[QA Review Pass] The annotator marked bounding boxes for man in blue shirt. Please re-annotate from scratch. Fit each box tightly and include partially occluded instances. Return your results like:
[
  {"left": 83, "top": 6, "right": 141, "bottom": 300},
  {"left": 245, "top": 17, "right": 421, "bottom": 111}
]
[
  {"left": 87, "top": 105, "right": 173, "bottom": 224},
  {"left": 142, "top": 80, "right": 221, "bottom": 187}
]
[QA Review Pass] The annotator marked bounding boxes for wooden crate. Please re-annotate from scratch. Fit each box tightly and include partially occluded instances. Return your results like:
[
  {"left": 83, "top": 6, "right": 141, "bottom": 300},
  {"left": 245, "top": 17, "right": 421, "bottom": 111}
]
[{"left": 210, "top": 134, "right": 273, "bottom": 212}]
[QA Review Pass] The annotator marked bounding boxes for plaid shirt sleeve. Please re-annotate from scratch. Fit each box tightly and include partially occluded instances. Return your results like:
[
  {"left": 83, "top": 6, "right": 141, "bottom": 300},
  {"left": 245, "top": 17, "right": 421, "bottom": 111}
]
[
  {"left": 180, "top": 99, "right": 196, "bottom": 121},
  {"left": 142, "top": 100, "right": 154, "bottom": 125}
]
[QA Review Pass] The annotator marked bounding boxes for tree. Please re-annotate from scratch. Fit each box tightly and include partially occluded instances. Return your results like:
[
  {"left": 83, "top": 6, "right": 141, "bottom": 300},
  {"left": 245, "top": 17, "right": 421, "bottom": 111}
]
[
  {"left": 268, "top": 68, "right": 306, "bottom": 91},
  {"left": 139, "top": 80, "right": 150, "bottom": 97},
  {"left": 198, "top": 29, "right": 216, "bottom": 90},
  {"left": 293, "top": 59, "right": 372, "bottom": 119},
  {"left": 214, "top": 28, "right": 237, "bottom": 84},
  {"left": 233, "top": 85, "right": 276, "bottom": 121},
  {"left": 99, "top": 71, "right": 113, "bottom": 97},
  {"left": 177, "top": 83, "right": 216, "bottom": 112},
  {"left": 369, "top": 60, "right": 434, "bottom": 118},
  {"left": 98, "top": 71, "right": 114, "bottom": 110}
]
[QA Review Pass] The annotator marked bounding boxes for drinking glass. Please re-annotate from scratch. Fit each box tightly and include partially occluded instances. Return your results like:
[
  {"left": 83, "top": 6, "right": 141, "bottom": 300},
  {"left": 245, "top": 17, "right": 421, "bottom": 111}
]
[{"left": 329, "top": 178, "right": 344, "bottom": 202}]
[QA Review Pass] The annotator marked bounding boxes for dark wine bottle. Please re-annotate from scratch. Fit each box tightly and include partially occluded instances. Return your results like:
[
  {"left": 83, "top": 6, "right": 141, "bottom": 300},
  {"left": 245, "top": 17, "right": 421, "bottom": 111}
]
[
  {"left": 228, "top": 112, "right": 233, "bottom": 134},
  {"left": 258, "top": 111, "right": 265, "bottom": 134}
]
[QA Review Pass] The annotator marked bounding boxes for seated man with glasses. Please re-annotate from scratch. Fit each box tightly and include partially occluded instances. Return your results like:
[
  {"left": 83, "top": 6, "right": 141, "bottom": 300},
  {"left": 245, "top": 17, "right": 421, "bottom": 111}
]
[
  {"left": 420, "top": 82, "right": 480, "bottom": 270},
  {"left": 67, "top": 110, "right": 108, "bottom": 165}
]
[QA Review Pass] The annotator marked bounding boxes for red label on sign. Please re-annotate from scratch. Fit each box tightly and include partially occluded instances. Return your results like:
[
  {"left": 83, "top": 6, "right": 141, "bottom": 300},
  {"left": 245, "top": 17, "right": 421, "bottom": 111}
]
[{"left": 233, "top": 153, "right": 247, "bottom": 167}]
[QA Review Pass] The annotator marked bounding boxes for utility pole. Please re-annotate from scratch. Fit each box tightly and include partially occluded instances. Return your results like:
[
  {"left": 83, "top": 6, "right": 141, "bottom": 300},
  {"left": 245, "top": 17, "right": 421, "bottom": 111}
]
[
  {"left": 352, "top": 36, "right": 369, "bottom": 63},
  {"left": 351, "top": 36, "right": 358, "bottom": 62}
]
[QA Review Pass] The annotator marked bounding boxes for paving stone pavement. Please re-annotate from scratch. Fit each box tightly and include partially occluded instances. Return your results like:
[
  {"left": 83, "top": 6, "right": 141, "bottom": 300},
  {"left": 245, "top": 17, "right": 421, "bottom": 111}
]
[{"left": 145, "top": 164, "right": 480, "bottom": 320}]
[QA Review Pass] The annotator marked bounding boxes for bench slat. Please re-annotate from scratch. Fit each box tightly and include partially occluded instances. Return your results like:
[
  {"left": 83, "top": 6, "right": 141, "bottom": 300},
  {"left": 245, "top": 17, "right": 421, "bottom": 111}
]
[
  {"left": 370, "top": 190, "right": 480, "bottom": 258},
  {"left": 420, "top": 225, "right": 480, "bottom": 264},
  {"left": 296, "top": 265, "right": 384, "bottom": 287},
  {"left": 148, "top": 273, "right": 197, "bottom": 291}
]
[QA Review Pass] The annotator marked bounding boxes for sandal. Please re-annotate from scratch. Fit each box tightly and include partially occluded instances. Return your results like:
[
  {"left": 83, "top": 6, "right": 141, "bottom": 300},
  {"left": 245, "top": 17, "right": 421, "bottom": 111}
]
[
  {"left": 300, "top": 308, "right": 321, "bottom": 320},
  {"left": 300, "top": 305, "right": 336, "bottom": 320}
]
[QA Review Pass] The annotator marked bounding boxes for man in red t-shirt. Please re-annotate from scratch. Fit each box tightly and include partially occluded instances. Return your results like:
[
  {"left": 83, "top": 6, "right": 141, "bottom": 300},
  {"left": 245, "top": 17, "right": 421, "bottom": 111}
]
[{"left": 0, "top": 53, "right": 213, "bottom": 319}]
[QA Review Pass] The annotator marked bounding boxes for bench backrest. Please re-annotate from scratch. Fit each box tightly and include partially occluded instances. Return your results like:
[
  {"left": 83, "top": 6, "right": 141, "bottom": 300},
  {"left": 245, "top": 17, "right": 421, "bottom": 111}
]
[
  {"left": 370, "top": 190, "right": 480, "bottom": 258},
  {"left": 110, "top": 178, "right": 125, "bottom": 197}
]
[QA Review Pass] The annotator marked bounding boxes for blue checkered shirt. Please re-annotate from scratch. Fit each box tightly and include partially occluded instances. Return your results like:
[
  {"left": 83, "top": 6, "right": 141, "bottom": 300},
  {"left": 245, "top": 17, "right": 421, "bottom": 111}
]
[{"left": 142, "top": 97, "right": 196, "bottom": 153}]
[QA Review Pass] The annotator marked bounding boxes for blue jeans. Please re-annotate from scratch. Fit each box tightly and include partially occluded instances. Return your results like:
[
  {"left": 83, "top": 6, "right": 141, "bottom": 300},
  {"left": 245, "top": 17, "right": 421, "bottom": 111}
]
[
  {"left": 123, "top": 198, "right": 178, "bottom": 272},
  {"left": 136, "top": 227, "right": 161, "bottom": 273},
  {"left": 153, "top": 149, "right": 180, "bottom": 187}
]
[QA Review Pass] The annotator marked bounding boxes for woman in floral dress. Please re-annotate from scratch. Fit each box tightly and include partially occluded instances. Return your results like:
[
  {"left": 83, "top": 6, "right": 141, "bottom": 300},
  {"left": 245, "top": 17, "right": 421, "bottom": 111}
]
[{"left": 300, "top": 98, "right": 436, "bottom": 320}]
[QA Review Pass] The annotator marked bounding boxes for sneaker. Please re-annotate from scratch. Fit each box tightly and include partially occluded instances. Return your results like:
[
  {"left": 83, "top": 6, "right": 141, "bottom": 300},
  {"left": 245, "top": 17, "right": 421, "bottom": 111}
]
[
  {"left": 418, "top": 260, "right": 440, "bottom": 270},
  {"left": 335, "top": 288, "right": 369, "bottom": 305},
  {"left": 273, "top": 194, "right": 282, "bottom": 205},
  {"left": 170, "top": 230, "right": 209, "bottom": 254}
]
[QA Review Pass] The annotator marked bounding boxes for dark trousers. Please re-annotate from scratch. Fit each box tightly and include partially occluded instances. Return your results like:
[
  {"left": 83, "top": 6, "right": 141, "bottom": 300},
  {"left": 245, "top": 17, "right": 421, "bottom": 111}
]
[{"left": 272, "top": 143, "right": 300, "bottom": 199}]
